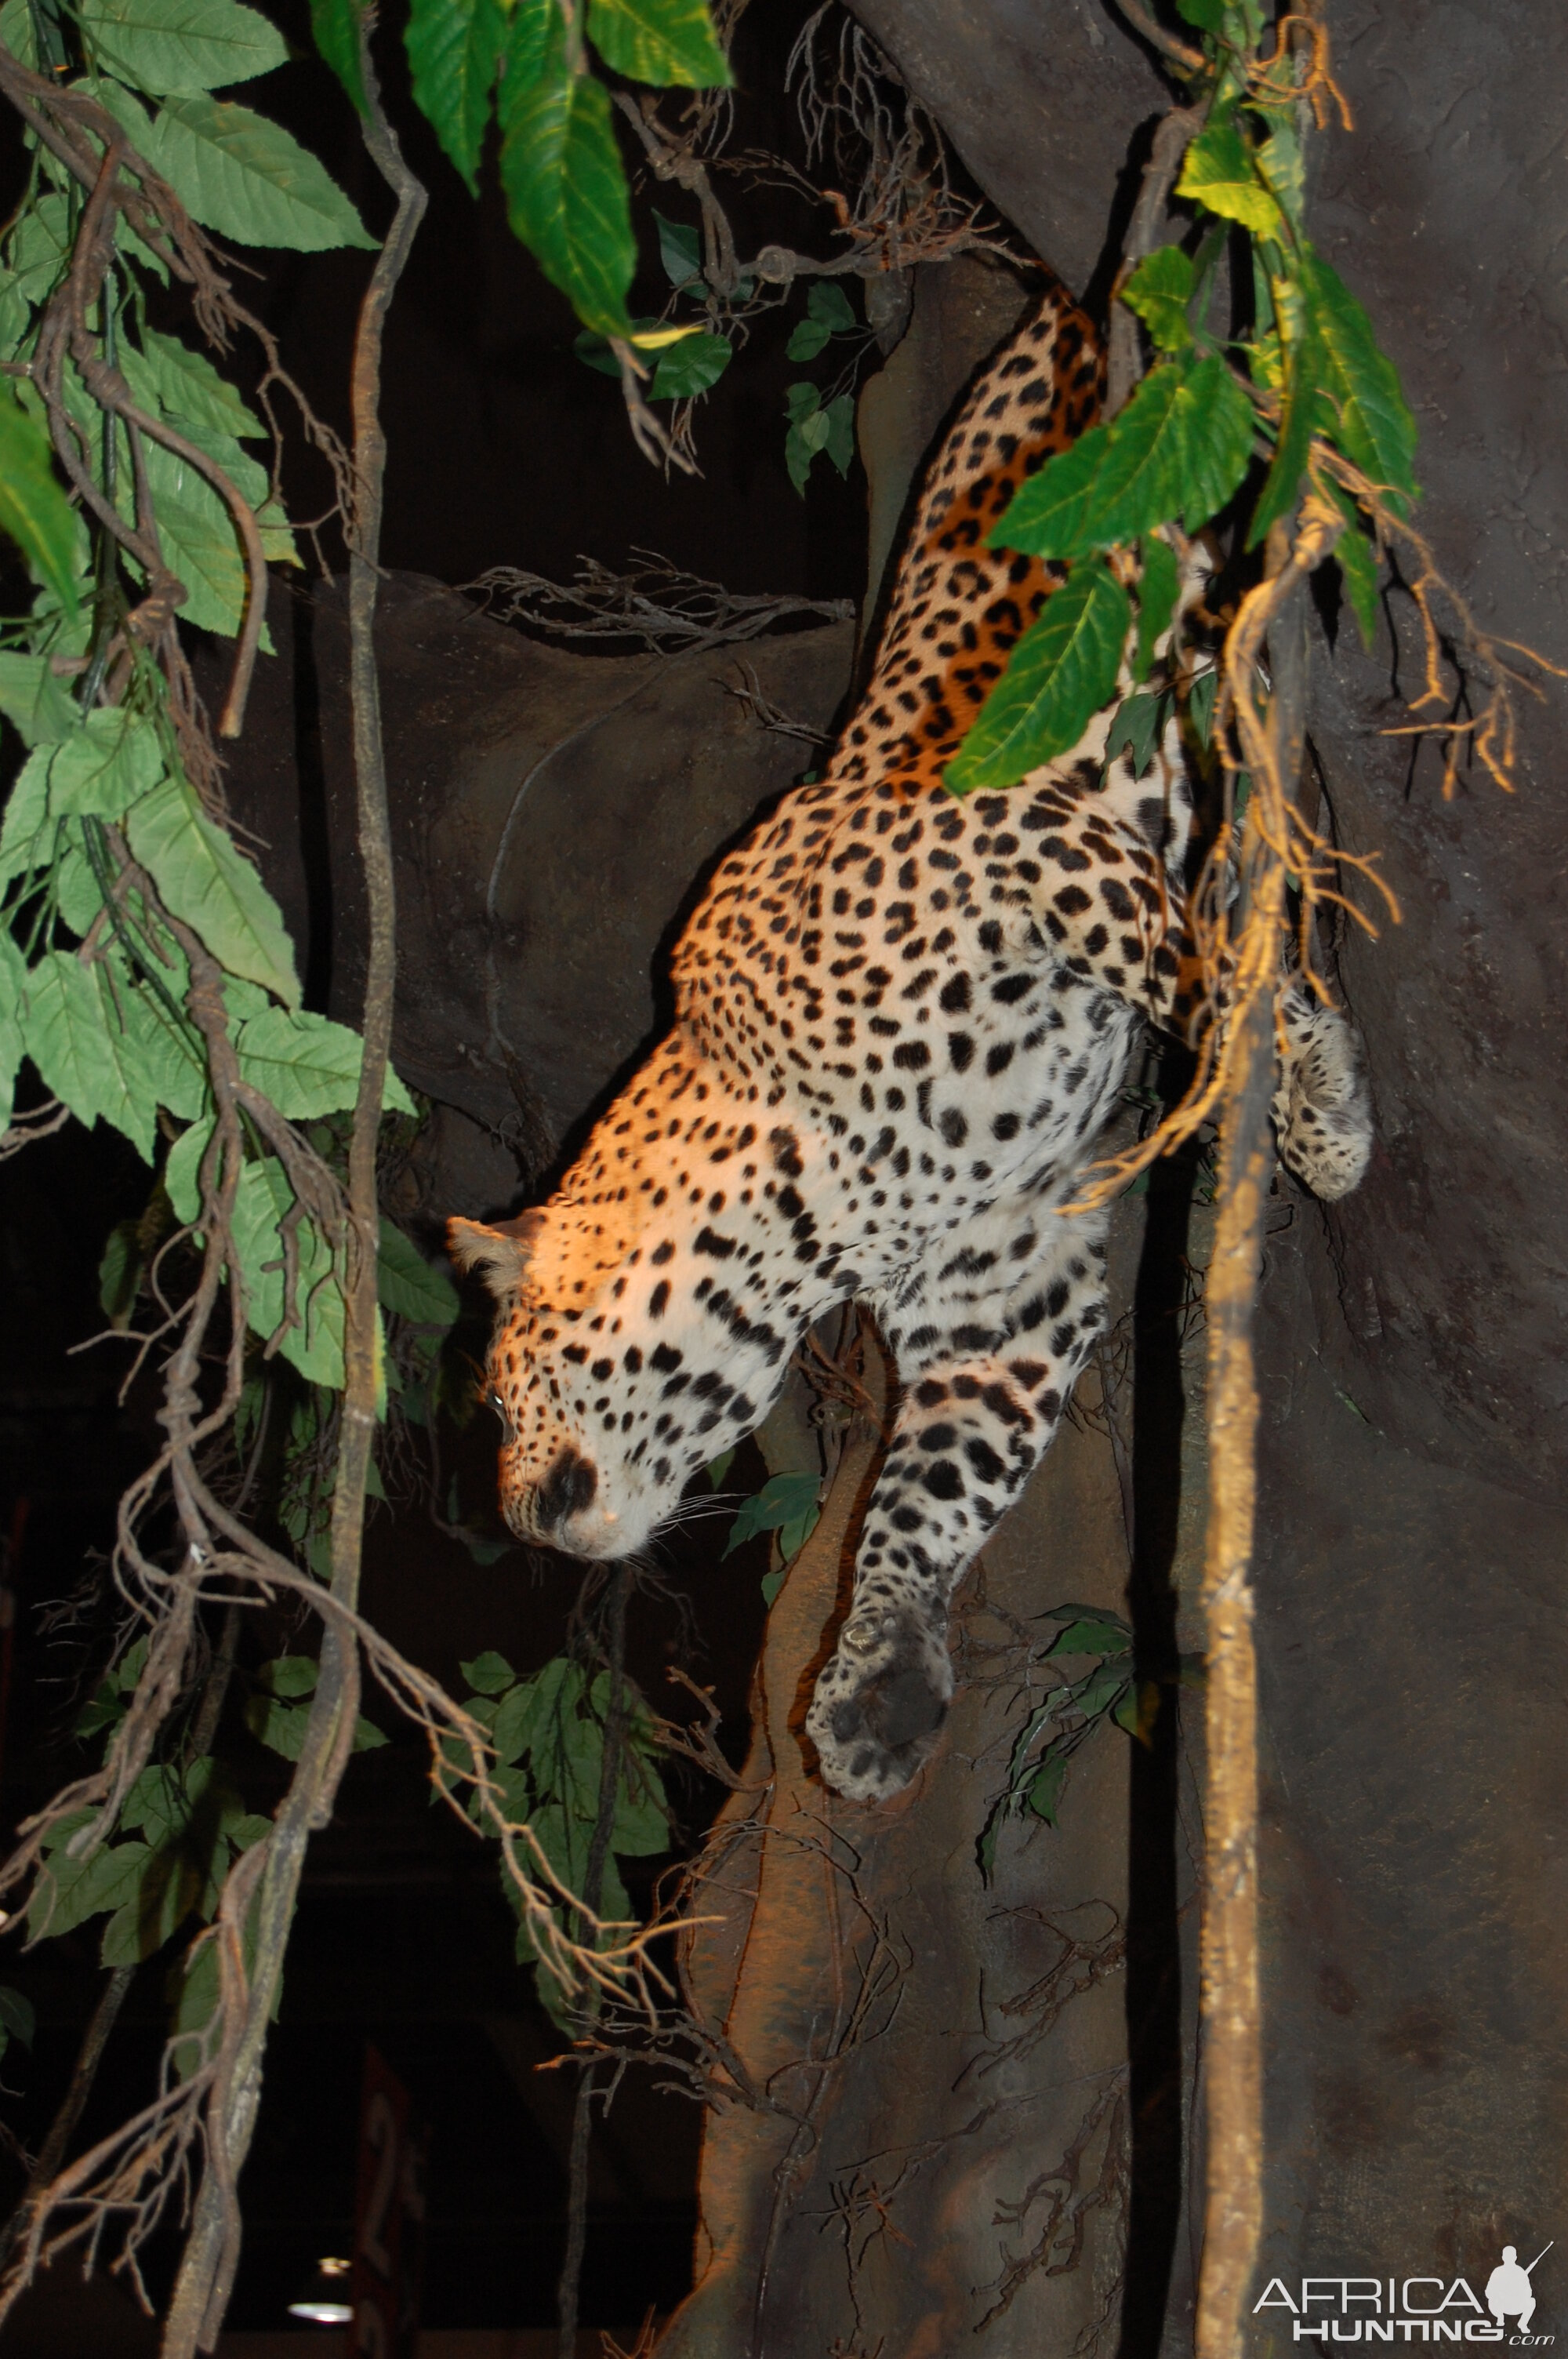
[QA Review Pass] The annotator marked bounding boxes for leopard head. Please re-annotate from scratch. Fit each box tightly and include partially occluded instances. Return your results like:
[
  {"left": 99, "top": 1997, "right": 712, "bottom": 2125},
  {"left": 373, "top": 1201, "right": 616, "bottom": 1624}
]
[{"left": 447, "top": 1202, "right": 796, "bottom": 1561}]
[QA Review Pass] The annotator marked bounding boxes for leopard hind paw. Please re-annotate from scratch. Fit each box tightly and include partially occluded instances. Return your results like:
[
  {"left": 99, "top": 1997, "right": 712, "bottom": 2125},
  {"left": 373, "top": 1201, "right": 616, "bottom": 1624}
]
[{"left": 1273, "top": 982, "right": 1373, "bottom": 1202}]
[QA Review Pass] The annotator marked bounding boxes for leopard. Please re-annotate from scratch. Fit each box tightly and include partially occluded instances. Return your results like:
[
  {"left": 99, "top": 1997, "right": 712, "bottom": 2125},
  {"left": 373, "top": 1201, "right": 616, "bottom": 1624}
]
[{"left": 449, "top": 268, "right": 1372, "bottom": 1805}]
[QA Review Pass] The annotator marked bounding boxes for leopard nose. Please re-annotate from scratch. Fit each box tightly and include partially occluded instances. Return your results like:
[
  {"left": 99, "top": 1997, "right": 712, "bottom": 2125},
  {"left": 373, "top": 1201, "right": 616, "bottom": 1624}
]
[{"left": 533, "top": 1446, "right": 598, "bottom": 1535}]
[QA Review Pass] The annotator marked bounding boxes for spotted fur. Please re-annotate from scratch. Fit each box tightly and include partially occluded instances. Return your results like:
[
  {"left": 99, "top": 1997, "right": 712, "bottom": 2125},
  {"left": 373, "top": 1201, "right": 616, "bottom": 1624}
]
[{"left": 449, "top": 273, "right": 1373, "bottom": 1804}]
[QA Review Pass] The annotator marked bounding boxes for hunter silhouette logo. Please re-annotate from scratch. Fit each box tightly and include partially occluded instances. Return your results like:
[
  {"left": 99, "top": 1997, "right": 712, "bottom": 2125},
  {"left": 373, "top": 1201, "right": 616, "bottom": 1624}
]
[
  {"left": 1487, "top": 2251, "right": 1553, "bottom": 2338},
  {"left": 1256, "top": 2243, "right": 1555, "bottom": 2345}
]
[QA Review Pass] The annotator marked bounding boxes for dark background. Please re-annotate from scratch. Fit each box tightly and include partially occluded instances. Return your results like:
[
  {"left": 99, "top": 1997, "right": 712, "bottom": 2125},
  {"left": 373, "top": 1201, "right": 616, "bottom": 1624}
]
[{"left": 0, "top": 0, "right": 874, "bottom": 2335}]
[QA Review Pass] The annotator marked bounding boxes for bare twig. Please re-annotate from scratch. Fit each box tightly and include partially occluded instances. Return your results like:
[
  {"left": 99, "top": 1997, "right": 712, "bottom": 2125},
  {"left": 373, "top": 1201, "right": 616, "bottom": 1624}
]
[
  {"left": 467, "top": 551, "right": 851, "bottom": 652},
  {"left": 557, "top": 1567, "right": 633, "bottom": 2359}
]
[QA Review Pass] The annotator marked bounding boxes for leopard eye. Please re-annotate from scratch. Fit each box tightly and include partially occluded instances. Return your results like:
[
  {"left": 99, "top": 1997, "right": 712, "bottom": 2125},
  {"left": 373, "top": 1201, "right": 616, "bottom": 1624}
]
[{"left": 487, "top": 1389, "right": 506, "bottom": 1421}]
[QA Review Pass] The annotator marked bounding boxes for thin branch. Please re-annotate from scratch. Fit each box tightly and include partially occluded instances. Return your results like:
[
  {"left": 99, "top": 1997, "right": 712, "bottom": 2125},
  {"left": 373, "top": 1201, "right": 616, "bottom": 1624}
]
[
  {"left": 157, "top": 31, "right": 426, "bottom": 2353},
  {"left": 557, "top": 1566, "right": 632, "bottom": 2359}
]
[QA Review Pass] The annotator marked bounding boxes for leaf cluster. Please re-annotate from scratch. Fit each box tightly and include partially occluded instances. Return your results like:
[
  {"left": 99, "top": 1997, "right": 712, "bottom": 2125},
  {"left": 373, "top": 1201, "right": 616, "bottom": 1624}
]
[
  {"left": 722, "top": 1466, "right": 821, "bottom": 1605},
  {"left": 448, "top": 1650, "right": 672, "bottom": 2025},
  {"left": 946, "top": 1, "right": 1419, "bottom": 798},
  {"left": 978, "top": 1606, "right": 1200, "bottom": 1880},
  {"left": 390, "top": 0, "right": 728, "bottom": 336}
]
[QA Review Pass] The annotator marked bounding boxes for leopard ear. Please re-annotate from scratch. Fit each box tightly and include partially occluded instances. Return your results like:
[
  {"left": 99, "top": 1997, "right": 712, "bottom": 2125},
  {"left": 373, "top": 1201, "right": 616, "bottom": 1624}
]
[{"left": 446, "top": 1209, "right": 546, "bottom": 1299}]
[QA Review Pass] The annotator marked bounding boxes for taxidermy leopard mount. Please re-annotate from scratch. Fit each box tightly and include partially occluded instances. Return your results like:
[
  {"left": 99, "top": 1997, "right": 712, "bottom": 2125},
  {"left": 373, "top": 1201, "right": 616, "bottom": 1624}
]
[{"left": 449, "top": 270, "right": 1372, "bottom": 1805}]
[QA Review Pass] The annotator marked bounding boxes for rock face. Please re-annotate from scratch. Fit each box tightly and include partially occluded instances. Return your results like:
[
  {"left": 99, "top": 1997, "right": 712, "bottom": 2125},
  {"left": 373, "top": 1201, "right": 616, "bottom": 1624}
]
[
  {"left": 216, "top": 576, "right": 855, "bottom": 1212},
  {"left": 655, "top": 4, "right": 1568, "bottom": 2350}
]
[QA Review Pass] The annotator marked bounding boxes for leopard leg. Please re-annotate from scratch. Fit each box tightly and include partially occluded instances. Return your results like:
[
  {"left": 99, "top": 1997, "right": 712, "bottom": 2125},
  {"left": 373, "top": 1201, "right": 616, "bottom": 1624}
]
[
  {"left": 807, "top": 1203, "right": 1108, "bottom": 1803},
  {"left": 1272, "top": 978, "right": 1373, "bottom": 1201}
]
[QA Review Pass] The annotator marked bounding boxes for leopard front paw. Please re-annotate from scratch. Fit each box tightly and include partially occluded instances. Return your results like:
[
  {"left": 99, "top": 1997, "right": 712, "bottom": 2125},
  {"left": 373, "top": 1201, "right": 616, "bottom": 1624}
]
[{"left": 804, "top": 1601, "right": 954, "bottom": 1802}]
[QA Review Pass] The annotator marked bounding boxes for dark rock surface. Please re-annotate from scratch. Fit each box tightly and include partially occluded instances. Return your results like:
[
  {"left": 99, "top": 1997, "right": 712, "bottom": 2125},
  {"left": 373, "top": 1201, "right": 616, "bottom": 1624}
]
[
  {"left": 216, "top": 576, "right": 854, "bottom": 1212},
  {"left": 831, "top": 0, "right": 1568, "bottom": 2335}
]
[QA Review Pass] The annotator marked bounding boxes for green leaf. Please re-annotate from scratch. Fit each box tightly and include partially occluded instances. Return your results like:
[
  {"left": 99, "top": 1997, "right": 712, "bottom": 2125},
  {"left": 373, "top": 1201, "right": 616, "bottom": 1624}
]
[
  {"left": 19, "top": 951, "right": 122, "bottom": 1133},
  {"left": 461, "top": 1649, "right": 516, "bottom": 1697},
  {"left": 116, "top": 1637, "right": 151, "bottom": 1692},
  {"left": 610, "top": 1753, "right": 669, "bottom": 1855},
  {"left": 823, "top": 391, "right": 855, "bottom": 478},
  {"left": 652, "top": 209, "right": 702, "bottom": 286},
  {"left": 164, "top": 1112, "right": 213, "bottom": 1223},
  {"left": 230, "top": 1156, "right": 344, "bottom": 1386},
  {"left": 1049, "top": 354, "right": 1251, "bottom": 554},
  {"left": 377, "top": 1217, "right": 460, "bottom": 1329},
  {"left": 235, "top": 1005, "right": 413, "bottom": 1118},
  {"left": 96, "top": 1217, "right": 141, "bottom": 1327},
  {"left": 1174, "top": 0, "right": 1224, "bottom": 25},
  {"left": 78, "top": 0, "right": 288, "bottom": 93},
  {"left": 0, "top": 932, "right": 22, "bottom": 1132},
  {"left": 1113, "top": 1680, "right": 1159, "bottom": 1743},
  {"left": 808, "top": 278, "right": 855, "bottom": 331},
  {"left": 309, "top": 0, "right": 366, "bottom": 111},
  {"left": 0, "top": 1987, "right": 35, "bottom": 2051},
  {"left": 760, "top": 1565, "right": 786, "bottom": 1607},
  {"left": 1074, "top": 1667, "right": 1133, "bottom": 1722},
  {"left": 29, "top": 1836, "right": 154, "bottom": 1942},
  {"left": 1256, "top": 118, "right": 1305, "bottom": 236},
  {"left": 1300, "top": 246, "right": 1417, "bottom": 514},
  {"left": 705, "top": 1445, "right": 735, "bottom": 1488},
  {"left": 120, "top": 986, "right": 208, "bottom": 1120},
  {"left": 1121, "top": 245, "right": 1194, "bottom": 354},
  {"left": 776, "top": 1505, "right": 818, "bottom": 1559},
  {"left": 405, "top": 0, "right": 505, "bottom": 193},
  {"left": 1247, "top": 322, "right": 1322, "bottom": 551},
  {"left": 489, "top": 1683, "right": 539, "bottom": 1765},
  {"left": 0, "top": 652, "right": 77, "bottom": 748},
  {"left": 0, "top": 384, "right": 79, "bottom": 617},
  {"left": 244, "top": 1692, "right": 308, "bottom": 1757},
  {"left": 118, "top": 1761, "right": 189, "bottom": 1842},
  {"left": 1176, "top": 119, "right": 1286, "bottom": 242},
  {"left": 126, "top": 89, "right": 377, "bottom": 251},
  {"left": 499, "top": 34, "right": 636, "bottom": 338},
  {"left": 352, "top": 1714, "right": 388, "bottom": 1750},
  {"left": 1048, "top": 1616, "right": 1134, "bottom": 1656},
  {"left": 785, "top": 409, "right": 829, "bottom": 496},
  {"left": 42, "top": 706, "right": 165, "bottom": 821},
  {"left": 650, "top": 330, "right": 731, "bottom": 400},
  {"left": 256, "top": 1654, "right": 318, "bottom": 1698},
  {"left": 1025, "top": 1749, "right": 1068, "bottom": 1825},
  {"left": 1104, "top": 687, "right": 1170, "bottom": 780},
  {"left": 1134, "top": 534, "right": 1181, "bottom": 682},
  {"left": 92, "top": 973, "right": 162, "bottom": 1158},
  {"left": 586, "top": 0, "right": 729, "bottom": 87},
  {"left": 946, "top": 558, "right": 1131, "bottom": 796},
  {"left": 112, "top": 430, "right": 287, "bottom": 639},
  {"left": 785, "top": 317, "right": 829, "bottom": 362},
  {"left": 496, "top": 0, "right": 553, "bottom": 107},
  {"left": 1327, "top": 485, "right": 1381, "bottom": 649},
  {"left": 125, "top": 775, "right": 301, "bottom": 1007},
  {"left": 724, "top": 1469, "right": 818, "bottom": 1556},
  {"left": 0, "top": 0, "right": 38, "bottom": 65},
  {"left": 1173, "top": 354, "right": 1256, "bottom": 533},
  {"left": 131, "top": 326, "right": 265, "bottom": 442},
  {"left": 985, "top": 419, "right": 1110, "bottom": 561}
]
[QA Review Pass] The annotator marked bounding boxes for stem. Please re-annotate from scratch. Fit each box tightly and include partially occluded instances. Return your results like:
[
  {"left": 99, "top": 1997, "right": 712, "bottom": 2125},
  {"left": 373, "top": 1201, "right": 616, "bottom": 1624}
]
[
  {"left": 1106, "top": 104, "right": 1205, "bottom": 418},
  {"left": 1194, "top": 565, "right": 1308, "bottom": 2359},
  {"left": 158, "top": 42, "right": 425, "bottom": 2358},
  {"left": 0, "top": 1965, "right": 135, "bottom": 2278},
  {"left": 557, "top": 1567, "right": 632, "bottom": 2359}
]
